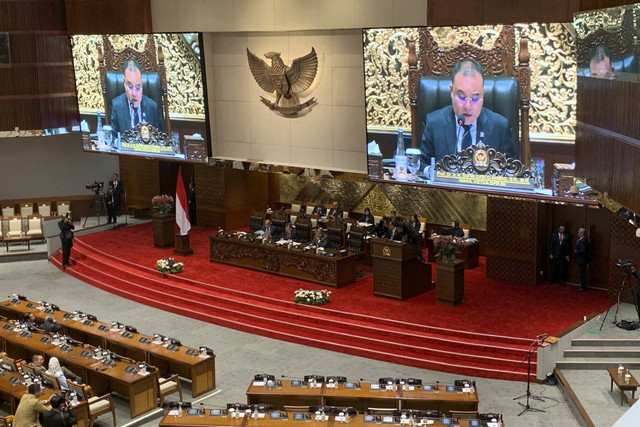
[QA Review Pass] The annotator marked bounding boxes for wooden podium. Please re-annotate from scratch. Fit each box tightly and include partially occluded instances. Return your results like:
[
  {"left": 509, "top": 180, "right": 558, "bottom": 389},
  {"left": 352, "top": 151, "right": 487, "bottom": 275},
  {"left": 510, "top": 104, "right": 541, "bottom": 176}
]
[
  {"left": 436, "top": 259, "right": 465, "bottom": 306},
  {"left": 371, "top": 239, "right": 432, "bottom": 300}
]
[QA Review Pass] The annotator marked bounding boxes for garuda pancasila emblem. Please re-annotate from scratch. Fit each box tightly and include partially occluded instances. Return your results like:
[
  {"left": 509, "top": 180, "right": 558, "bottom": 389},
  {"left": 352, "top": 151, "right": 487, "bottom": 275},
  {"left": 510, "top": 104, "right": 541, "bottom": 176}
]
[{"left": 247, "top": 47, "right": 318, "bottom": 115}]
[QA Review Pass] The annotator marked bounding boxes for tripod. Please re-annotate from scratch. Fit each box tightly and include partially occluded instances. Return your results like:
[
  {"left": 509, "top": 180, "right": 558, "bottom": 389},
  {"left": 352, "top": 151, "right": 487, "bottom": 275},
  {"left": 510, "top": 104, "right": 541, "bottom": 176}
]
[
  {"left": 599, "top": 271, "right": 640, "bottom": 331},
  {"left": 83, "top": 190, "right": 107, "bottom": 228},
  {"left": 513, "top": 337, "right": 546, "bottom": 416}
]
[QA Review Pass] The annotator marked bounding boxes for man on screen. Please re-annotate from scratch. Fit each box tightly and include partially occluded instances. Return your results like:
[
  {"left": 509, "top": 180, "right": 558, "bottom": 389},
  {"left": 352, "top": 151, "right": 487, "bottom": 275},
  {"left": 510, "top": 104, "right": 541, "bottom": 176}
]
[
  {"left": 110, "top": 58, "right": 164, "bottom": 134},
  {"left": 420, "top": 59, "right": 515, "bottom": 164},
  {"left": 588, "top": 45, "right": 616, "bottom": 80}
]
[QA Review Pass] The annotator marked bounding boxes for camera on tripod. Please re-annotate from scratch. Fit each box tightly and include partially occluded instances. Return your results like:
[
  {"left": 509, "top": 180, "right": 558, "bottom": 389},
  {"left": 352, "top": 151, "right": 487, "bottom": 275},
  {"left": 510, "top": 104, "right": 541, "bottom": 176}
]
[
  {"left": 85, "top": 181, "right": 104, "bottom": 194},
  {"left": 616, "top": 259, "right": 633, "bottom": 277}
]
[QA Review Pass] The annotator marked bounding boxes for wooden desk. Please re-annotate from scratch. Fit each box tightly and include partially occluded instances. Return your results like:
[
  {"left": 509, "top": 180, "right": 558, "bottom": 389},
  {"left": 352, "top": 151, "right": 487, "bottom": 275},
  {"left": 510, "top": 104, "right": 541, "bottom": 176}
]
[
  {"left": 210, "top": 235, "right": 357, "bottom": 288},
  {"left": 426, "top": 238, "right": 479, "bottom": 269},
  {"left": 0, "top": 319, "right": 157, "bottom": 418},
  {"left": 0, "top": 370, "right": 89, "bottom": 426},
  {"left": 158, "top": 412, "right": 494, "bottom": 427},
  {"left": 0, "top": 299, "right": 216, "bottom": 398},
  {"left": 607, "top": 367, "right": 639, "bottom": 406},
  {"left": 3, "top": 235, "right": 31, "bottom": 251},
  {"left": 245, "top": 381, "right": 478, "bottom": 414}
]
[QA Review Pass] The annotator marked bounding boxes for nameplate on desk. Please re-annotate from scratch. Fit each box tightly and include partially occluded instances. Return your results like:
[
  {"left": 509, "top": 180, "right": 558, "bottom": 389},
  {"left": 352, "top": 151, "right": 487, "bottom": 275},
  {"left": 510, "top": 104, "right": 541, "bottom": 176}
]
[
  {"left": 445, "top": 386, "right": 461, "bottom": 393},
  {"left": 385, "top": 385, "right": 395, "bottom": 391},
  {"left": 185, "top": 349, "right": 198, "bottom": 356},
  {"left": 40, "top": 336, "right": 51, "bottom": 344},
  {"left": 20, "top": 331, "right": 31, "bottom": 338},
  {"left": 421, "top": 385, "right": 438, "bottom": 392},
  {"left": 344, "top": 382, "right": 360, "bottom": 389},
  {"left": 124, "top": 366, "right": 138, "bottom": 374},
  {"left": 381, "top": 416, "right": 395, "bottom": 424},
  {"left": 139, "top": 337, "right": 151, "bottom": 344},
  {"left": 363, "top": 415, "right": 377, "bottom": 423},
  {"left": 44, "top": 309, "right": 54, "bottom": 314},
  {"left": 187, "top": 408, "right": 205, "bottom": 416},
  {"left": 290, "top": 379, "right": 306, "bottom": 387},
  {"left": 26, "top": 303, "right": 35, "bottom": 308},
  {"left": 80, "top": 351, "right": 92, "bottom": 358},
  {"left": 370, "top": 383, "right": 380, "bottom": 390},
  {"left": 166, "top": 344, "right": 179, "bottom": 351},
  {"left": 292, "top": 413, "right": 310, "bottom": 421},
  {"left": 121, "top": 331, "right": 133, "bottom": 339},
  {"left": 63, "top": 313, "right": 73, "bottom": 319},
  {"left": 253, "top": 381, "right": 265, "bottom": 386},
  {"left": 83, "top": 320, "right": 93, "bottom": 326},
  {"left": 98, "top": 325, "right": 109, "bottom": 332},
  {"left": 269, "top": 412, "right": 287, "bottom": 420},
  {"left": 8, "top": 377, "right": 21, "bottom": 385},
  {"left": 2, "top": 324, "right": 11, "bottom": 330},
  {"left": 60, "top": 344, "right": 73, "bottom": 352},
  {"left": 209, "top": 409, "right": 226, "bottom": 416}
]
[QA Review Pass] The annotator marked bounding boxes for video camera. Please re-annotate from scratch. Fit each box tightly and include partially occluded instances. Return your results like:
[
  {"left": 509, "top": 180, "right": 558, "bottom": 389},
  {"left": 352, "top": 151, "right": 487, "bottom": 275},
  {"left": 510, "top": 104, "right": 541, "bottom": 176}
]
[
  {"left": 616, "top": 259, "right": 633, "bottom": 277},
  {"left": 85, "top": 181, "right": 104, "bottom": 193}
]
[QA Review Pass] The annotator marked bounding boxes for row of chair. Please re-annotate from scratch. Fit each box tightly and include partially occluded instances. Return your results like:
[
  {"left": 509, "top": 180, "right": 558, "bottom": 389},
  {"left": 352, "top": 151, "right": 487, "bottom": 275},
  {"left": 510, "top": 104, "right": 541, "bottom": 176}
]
[
  {"left": 2, "top": 201, "right": 71, "bottom": 219},
  {"left": 0, "top": 215, "right": 45, "bottom": 242}
]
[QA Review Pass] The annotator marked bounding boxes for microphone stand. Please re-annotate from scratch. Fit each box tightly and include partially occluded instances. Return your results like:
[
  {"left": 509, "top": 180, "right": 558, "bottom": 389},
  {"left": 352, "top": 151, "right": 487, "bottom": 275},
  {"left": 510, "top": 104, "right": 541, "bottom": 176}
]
[{"left": 513, "top": 336, "right": 546, "bottom": 416}]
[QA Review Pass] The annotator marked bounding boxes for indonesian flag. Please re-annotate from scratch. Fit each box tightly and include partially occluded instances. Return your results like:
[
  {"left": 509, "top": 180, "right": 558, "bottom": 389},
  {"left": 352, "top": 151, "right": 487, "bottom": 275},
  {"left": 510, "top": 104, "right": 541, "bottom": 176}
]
[{"left": 175, "top": 167, "right": 191, "bottom": 236}]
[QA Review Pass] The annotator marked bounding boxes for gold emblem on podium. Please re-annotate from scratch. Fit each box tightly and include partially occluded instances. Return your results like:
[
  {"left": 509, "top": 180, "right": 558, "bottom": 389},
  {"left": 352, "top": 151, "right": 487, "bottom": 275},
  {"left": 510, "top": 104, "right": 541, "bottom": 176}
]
[{"left": 382, "top": 246, "right": 391, "bottom": 257}]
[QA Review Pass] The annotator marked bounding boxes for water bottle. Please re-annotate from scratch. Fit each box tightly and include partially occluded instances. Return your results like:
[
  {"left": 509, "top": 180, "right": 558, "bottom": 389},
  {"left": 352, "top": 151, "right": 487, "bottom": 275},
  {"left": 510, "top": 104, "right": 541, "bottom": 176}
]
[{"left": 394, "top": 127, "right": 408, "bottom": 181}]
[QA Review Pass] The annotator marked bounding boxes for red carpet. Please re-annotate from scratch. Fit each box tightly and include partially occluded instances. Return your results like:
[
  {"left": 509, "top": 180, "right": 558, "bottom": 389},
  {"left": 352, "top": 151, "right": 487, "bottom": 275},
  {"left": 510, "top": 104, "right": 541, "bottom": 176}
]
[{"left": 50, "top": 222, "right": 610, "bottom": 382}]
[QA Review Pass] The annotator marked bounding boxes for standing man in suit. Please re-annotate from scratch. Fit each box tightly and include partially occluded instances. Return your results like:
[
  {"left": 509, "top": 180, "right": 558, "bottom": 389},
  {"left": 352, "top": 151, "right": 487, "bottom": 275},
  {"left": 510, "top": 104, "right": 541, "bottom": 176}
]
[
  {"left": 327, "top": 201, "right": 343, "bottom": 220},
  {"left": 549, "top": 225, "right": 570, "bottom": 285},
  {"left": 574, "top": 228, "right": 589, "bottom": 292},
  {"left": 110, "top": 173, "right": 123, "bottom": 218},
  {"left": 105, "top": 183, "right": 116, "bottom": 224},
  {"left": 420, "top": 59, "right": 515, "bottom": 164},
  {"left": 58, "top": 214, "right": 74, "bottom": 268},
  {"left": 110, "top": 58, "right": 164, "bottom": 134}
]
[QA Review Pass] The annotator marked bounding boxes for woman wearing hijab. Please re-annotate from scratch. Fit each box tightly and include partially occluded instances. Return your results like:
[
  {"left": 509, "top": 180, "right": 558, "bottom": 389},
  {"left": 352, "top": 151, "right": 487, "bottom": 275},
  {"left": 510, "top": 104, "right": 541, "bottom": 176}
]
[
  {"left": 46, "top": 357, "right": 69, "bottom": 392},
  {"left": 451, "top": 220, "right": 465, "bottom": 238}
]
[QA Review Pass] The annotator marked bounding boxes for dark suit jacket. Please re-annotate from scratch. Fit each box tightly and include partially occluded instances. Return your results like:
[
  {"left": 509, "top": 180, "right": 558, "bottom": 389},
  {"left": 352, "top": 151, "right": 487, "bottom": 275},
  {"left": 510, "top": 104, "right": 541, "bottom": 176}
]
[
  {"left": 327, "top": 208, "right": 343, "bottom": 219},
  {"left": 388, "top": 228, "right": 403, "bottom": 241},
  {"left": 41, "top": 318, "right": 62, "bottom": 334},
  {"left": 41, "top": 408, "right": 77, "bottom": 427},
  {"left": 311, "top": 235, "right": 329, "bottom": 247},
  {"left": 260, "top": 225, "right": 277, "bottom": 239},
  {"left": 110, "top": 93, "right": 164, "bottom": 134},
  {"left": 359, "top": 213, "right": 375, "bottom": 225},
  {"left": 550, "top": 232, "right": 570, "bottom": 258},
  {"left": 281, "top": 230, "right": 297, "bottom": 242},
  {"left": 420, "top": 106, "right": 515, "bottom": 164},
  {"left": 110, "top": 179, "right": 123, "bottom": 209},
  {"left": 574, "top": 236, "right": 589, "bottom": 265},
  {"left": 311, "top": 205, "right": 326, "bottom": 216}
]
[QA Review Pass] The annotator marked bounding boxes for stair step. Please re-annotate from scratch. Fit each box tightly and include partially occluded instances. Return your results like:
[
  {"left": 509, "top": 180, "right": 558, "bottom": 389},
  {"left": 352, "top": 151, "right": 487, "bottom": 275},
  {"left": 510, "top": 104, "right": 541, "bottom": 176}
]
[
  {"left": 556, "top": 359, "right": 640, "bottom": 370},
  {"left": 564, "top": 349, "right": 640, "bottom": 358},
  {"left": 571, "top": 338, "right": 640, "bottom": 347}
]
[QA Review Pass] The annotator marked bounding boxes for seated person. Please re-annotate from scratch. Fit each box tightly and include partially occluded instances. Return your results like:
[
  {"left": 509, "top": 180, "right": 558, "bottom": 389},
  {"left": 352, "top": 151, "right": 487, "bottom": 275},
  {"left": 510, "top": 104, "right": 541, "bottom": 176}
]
[
  {"left": 420, "top": 59, "right": 515, "bottom": 165},
  {"left": 374, "top": 219, "right": 389, "bottom": 238},
  {"left": 358, "top": 208, "right": 375, "bottom": 225},
  {"left": 29, "top": 354, "right": 83, "bottom": 384},
  {"left": 589, "top": 44, "right": 616, "bottom": 80},
  {"left": 326, "top": 201, "right": 343, "bottom": 220},
  {"left": 281, "top": 223, "right": 297, "bottom": 242},
  {"left": 41, "top": 393, "right": 77, "bottom": 427},
  {"left": 310, "top": 228, "right": 329, "bottom": 248},
  {"left": 310, "top": 204, "right": 327, "bottom": 217},
  {"left": 451, "top": 220, "right": 465, "bottom": 238},
  {"left": 387, "top": 222, "right": 403, "bottom": 241},
  {"left": 23, "top": 312, "right": 37, "bottom": 328},
  {"left": 14, "top": 383, "right": 49, "bottom": 427},
  {"left": 46, "top": 357, "right": 70, "bottom": 392},
  {"left": 260, "top": 219, "right": 277, "bottom": 240},
  {"left": 409, "top": 214, "right": 422, "bottom": 233},
  {"left": 41, "top": 315, "right": 62, "bottom": 335},
  {"left": 110, "top": 58, "right": 164, "bottom": 134}
]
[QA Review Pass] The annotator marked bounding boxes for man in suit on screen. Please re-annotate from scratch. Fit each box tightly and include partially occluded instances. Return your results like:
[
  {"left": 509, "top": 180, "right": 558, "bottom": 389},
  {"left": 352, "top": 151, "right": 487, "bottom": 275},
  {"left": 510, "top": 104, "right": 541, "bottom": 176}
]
[
  {"left": 420, "top": 59, "right": 515, "bottom": 164},
  {"left": 549, "top": 225, "right": 570, "bottom": 285},
  {"left": 110, "top": 58, "right": 164, "bottom": 134}
]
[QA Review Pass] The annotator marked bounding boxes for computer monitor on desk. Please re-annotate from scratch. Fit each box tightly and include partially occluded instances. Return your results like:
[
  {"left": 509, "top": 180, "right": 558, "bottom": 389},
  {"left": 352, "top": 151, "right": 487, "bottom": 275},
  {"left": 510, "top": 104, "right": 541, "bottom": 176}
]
[{"left": 439, "top": 226, "right": 454, "bottom": 236}]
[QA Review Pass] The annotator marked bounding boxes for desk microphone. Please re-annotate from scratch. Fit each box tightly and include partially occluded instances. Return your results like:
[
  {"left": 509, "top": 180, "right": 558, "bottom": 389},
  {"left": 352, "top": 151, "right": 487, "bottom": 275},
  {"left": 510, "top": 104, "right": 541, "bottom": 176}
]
[
  {"left": 129, "top": 100, "right": 134, "bottom": 109},
  {"left": 457, "top": 114, "right": 465, "bottom": 126},
  {"left": 536, "top": 333, "right": 548, "bottom": 340},
  {"left": 359, "top": 377, "right": 376, "bottom": 382}
]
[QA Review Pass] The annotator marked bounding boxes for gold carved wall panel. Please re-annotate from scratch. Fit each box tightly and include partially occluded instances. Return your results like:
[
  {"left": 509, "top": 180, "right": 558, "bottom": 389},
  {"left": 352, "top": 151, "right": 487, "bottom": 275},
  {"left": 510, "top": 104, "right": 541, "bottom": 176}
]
[
  {"left": 364, "top": 25, "right": 576, "bottom": 140},
  {"left": 71, "top": 34, "right": 205, "bottom": 118}
]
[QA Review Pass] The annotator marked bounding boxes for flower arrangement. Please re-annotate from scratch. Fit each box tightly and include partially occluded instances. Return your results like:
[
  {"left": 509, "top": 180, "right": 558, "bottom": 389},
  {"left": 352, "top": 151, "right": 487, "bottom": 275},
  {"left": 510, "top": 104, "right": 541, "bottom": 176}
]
[
  {"left": 152, "top": 194, "right": 174, "bottom": 215},
  {"left": 156, "top": 258, "right": 183, "bottom": 274},
  {"left": 434, "top": 235, "right": 463, "bottom": 263},
  {"left": 294, "top": 289, "right": 331, "bottom": 305}
]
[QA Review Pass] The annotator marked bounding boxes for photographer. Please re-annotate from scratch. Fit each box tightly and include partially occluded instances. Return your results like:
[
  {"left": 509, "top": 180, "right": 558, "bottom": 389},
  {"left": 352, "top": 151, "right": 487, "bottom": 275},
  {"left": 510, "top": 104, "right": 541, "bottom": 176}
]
[
  {"left": 58, "top": 214, "right": 74, "bottom": 268},
  {"left": 40, "top": 394, "right": 77, "bottom": 427}
]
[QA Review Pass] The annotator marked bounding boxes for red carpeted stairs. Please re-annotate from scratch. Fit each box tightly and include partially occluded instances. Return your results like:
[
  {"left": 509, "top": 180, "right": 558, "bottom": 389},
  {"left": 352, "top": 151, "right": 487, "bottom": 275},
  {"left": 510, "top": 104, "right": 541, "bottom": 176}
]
[{"left": 49, "top": 223, "right": 610, "bottom": 382}]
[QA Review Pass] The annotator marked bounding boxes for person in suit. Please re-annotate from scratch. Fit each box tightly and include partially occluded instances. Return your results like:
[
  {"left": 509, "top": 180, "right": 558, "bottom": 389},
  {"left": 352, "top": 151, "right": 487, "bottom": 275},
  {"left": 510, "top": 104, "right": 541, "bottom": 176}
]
[
  {"left": 281, "top": 223, "right": 297, "bottom": 242},
  {"left": 311, "top": 204, "right": 326, "bottom": 217},
  {"left": 395, "top": 218, "right": 425, "bottom": 262},
  {"left": 41, "top": 316, "right": 62, "bottom": 334},
  {"left": 549, "top": 225, "right": 570, "bottom": 285},
  {"left": 374, "top": 219, "right": 389, "bottom": 238},
  {"left": 358, "top": 208, "right": 375, "bottom": 225},
  {"left": 23, "top": 312, "right": 37, "bottom": 328},
  {"left": 110, "top": 173, "right": 123, "bottom": 218},
  {"left": 110, "top": 58, "right": 164, "bottom": 134},
  {"left": 58, "top": 214, "right": 74, "bottom": 268},
  {"left": 13, "top": 383, "right": 49, "bottom": 427},
  {"left": 574, "top": 227, "right": 589, "bottom": 292},
  {"left": 450, "top": 220, "right": 465, "bottom": 238},
  {"left": 29, "top": 354, "right": 83, "bottom": 385},
  {"left": 409, "top": 214, "right": 421, "bottom": 233},
  {"left": 105, "top": 183, "right": 116, "bottom": 224},
  {"left": 41, "top": 393, "right": 77, "bottom": 427},
  {"left": 420, "top": 59, "right": 515, "bottom": 165},
  {"left": 327, "top": 201, "right": 343, "bottom": 220},
  {"left": 260, "top": 219, "right": 277, "bottom": 240},
  {"left": 310, "top": 228, "right": 329, "bottom": 247},
  {"left": 387, "top": 222, "right": 403, "bottom": 241}
]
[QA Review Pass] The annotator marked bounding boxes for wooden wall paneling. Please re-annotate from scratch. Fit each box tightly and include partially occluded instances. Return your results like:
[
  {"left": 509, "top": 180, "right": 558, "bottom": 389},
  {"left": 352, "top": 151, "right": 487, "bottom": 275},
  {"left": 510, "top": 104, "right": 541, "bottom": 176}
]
[
  {"left": 64, "top": 0, "right": 152, "bottom": 35},
  {"left": 224, "top": 168, "right": 268, "bottom": 230},
  {"left": 585, "top": 206, "right": 612, "bottom": 289},
  {"left": 485, "top": 197, "right": 542, "bottom": 285},
  {"left": 118, "top": 156, "right": 160, "bottom": 211},
  {"left": 427, "top": 0, "right": 484, "bottom": 26},
  {"left": 267, "top": 172, "right": 281, "bottom": 210},
  {"left": 194, "top": 164, "right": 226, "bottom": 230}
]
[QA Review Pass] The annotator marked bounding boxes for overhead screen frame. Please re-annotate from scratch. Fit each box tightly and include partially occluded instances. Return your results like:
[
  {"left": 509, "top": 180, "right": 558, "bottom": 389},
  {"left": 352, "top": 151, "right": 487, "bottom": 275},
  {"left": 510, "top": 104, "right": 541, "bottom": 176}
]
[{"left": 70, "top": 31, "right": 212, "bottom": 164}]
